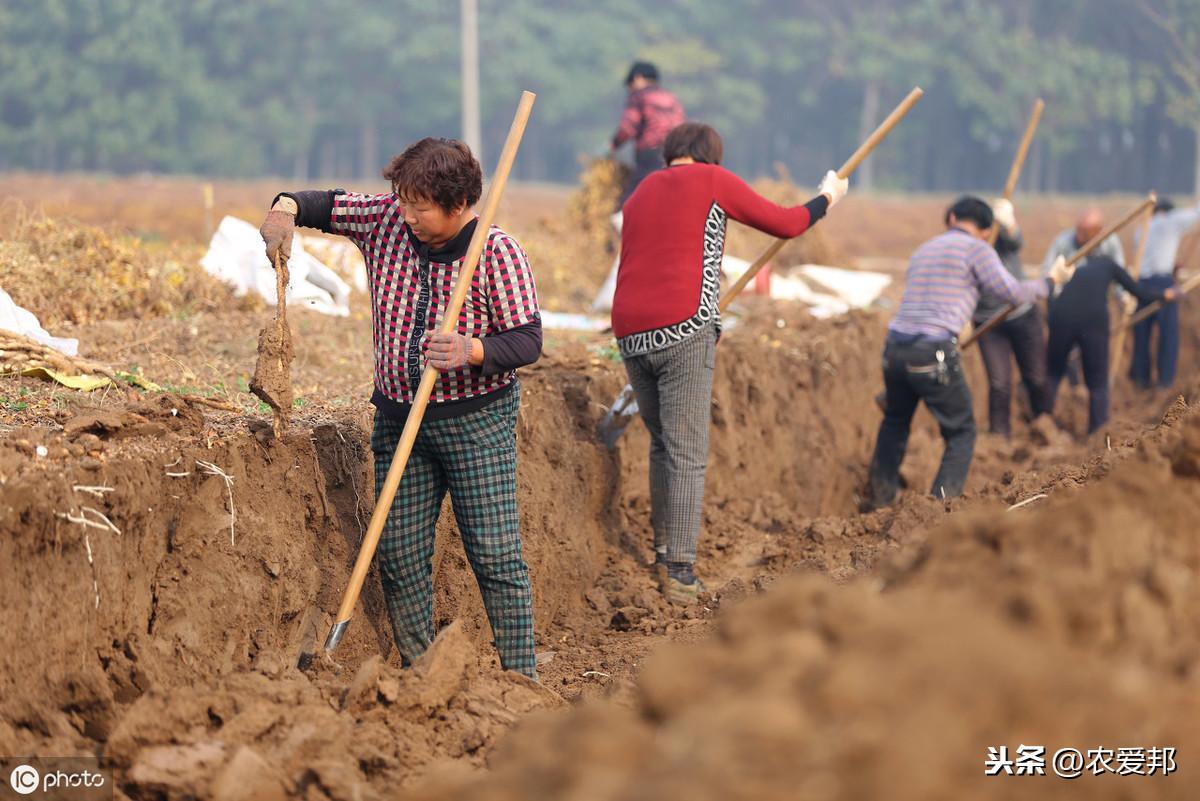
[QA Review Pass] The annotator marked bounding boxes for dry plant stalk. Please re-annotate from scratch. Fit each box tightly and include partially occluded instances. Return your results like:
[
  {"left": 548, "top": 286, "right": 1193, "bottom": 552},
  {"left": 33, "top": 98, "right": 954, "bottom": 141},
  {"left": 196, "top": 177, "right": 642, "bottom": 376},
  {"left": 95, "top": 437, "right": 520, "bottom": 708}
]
[
  {"left": 0, "top": 329, "right": 116, "bottom": 381},
  {"left": 0, "top": 207, "right": 256, "bottom": 326}
]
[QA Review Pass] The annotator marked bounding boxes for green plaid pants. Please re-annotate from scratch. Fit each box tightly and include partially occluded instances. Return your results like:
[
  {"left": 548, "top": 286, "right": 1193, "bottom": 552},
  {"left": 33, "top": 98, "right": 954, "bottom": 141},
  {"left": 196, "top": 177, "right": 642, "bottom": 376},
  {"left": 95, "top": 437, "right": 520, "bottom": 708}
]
[{"left": 370, "top": 386, "right": 536, "bottom": 678}]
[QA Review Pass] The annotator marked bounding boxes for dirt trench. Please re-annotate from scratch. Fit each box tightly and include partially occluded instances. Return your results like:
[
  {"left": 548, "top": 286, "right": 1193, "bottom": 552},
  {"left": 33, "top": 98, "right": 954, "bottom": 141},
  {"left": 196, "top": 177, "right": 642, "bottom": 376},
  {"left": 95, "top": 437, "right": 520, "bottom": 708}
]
[
  {"left": 0, "top": 305, "right": 920, "bottom": 799},
  {"left": 1, "top": 299, "right": 1195, "bottom": 799}
]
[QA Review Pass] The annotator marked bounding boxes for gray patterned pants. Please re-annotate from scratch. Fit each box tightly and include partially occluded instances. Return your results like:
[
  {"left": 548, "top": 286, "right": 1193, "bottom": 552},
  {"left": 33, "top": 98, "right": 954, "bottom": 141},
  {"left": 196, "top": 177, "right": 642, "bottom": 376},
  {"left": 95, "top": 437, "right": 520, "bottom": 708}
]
[{"left": 623, "top": 326, "right": 717, "bottom": 564}]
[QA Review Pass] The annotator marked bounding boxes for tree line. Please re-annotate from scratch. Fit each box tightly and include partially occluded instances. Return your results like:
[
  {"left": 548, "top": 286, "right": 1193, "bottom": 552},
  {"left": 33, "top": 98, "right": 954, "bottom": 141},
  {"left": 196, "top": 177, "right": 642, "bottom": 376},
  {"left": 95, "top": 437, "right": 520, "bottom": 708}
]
[{"left": 1, "top": 0, "right": 1198, "bottom": 194}]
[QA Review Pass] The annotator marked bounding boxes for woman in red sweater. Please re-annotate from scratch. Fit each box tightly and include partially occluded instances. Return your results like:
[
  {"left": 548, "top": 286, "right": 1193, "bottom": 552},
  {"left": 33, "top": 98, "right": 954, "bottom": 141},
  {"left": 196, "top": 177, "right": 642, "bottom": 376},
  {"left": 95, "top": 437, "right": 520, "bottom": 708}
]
[{"left": 613, "top": 122, "right": 847, "bottom": 602}]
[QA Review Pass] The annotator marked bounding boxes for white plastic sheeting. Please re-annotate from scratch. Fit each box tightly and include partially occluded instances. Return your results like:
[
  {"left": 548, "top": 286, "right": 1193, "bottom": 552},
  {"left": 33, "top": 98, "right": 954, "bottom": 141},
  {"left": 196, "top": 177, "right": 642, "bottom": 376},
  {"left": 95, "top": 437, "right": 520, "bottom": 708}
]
[
  {"left": 540, "top": 311, "right": 610, "bottom": 331},
  {"left": 0, "top": 286, "right": 78, "bottom": 355},
  {"left": 591, "top": 253, "right": 754, "bottom": 313},
  {"left": 716, "top": 260, "right": 892, "bottom": 319},
  {"left": 200, "top": 216, "right": 353, "bottom": 316}
]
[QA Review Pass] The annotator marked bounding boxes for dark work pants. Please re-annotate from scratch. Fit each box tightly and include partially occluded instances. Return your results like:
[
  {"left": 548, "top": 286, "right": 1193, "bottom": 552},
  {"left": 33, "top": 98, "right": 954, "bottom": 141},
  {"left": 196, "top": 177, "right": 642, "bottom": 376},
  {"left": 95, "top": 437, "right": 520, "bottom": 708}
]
[
  {"left": 976, "top": 307, "right": 1048, "bottom": 437},
  {"left": 1046, "top": 318, "right": 1109, "bottom": 433},
  {"left": 1130, "top": 275, "right": 1180, "bottom": 389},
  {"left": 869, "top": 339, "right": 976, "bottom": 507}
]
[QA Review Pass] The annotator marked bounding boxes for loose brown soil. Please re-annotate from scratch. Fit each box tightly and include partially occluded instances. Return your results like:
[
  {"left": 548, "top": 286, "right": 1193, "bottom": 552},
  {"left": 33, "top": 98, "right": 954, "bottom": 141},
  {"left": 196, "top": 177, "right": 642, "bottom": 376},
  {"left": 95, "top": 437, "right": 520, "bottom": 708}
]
[{"left": 2, "top": 175, "right": 1199, "bottom": 799}]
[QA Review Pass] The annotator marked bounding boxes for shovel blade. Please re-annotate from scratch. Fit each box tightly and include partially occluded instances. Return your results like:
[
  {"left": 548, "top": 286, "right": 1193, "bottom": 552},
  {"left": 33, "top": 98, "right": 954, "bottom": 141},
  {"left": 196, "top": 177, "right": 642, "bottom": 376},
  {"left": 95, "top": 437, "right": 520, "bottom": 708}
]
[{"left": 597, "top": 383, "right": 639, "bottom": 448}]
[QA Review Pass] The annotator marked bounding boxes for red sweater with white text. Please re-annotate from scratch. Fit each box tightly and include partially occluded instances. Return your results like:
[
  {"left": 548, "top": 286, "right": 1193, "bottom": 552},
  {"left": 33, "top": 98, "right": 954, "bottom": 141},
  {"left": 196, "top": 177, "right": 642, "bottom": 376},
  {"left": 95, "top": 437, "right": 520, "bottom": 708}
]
[{"left": 612, "top": 162, "right": 828, "bottom": 356}]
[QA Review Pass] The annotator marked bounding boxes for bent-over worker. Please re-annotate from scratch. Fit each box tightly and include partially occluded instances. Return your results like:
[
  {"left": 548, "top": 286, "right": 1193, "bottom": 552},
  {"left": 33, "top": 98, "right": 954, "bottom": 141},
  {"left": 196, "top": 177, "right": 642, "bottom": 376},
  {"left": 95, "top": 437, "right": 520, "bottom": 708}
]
[{"left": 868, "top": 197, "right": 1074, "bottom": 508}]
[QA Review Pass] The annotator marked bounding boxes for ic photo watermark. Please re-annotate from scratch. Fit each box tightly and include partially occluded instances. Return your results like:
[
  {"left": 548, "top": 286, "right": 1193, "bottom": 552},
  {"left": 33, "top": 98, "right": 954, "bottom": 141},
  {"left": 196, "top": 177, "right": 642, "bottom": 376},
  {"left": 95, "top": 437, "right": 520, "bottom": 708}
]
[{"left": 1, "top": 758, "right": 111, "bottom": 800}]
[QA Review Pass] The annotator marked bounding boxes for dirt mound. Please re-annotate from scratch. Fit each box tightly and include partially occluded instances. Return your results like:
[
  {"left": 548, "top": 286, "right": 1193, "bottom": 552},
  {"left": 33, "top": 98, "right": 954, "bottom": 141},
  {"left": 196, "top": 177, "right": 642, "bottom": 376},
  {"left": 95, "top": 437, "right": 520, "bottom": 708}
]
[
  {"left": 410, "top": 404, "right": 1200, "bottom": 801},
  {"left": 102, "top": 623, "right": 560, "bottom": 800}
]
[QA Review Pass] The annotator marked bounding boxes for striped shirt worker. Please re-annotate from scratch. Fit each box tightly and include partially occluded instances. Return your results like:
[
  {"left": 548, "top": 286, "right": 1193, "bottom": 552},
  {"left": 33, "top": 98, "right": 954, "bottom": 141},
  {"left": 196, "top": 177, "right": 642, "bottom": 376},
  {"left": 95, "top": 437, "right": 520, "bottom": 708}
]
[{"left": 889, "top": 228, "right": 1052, "bottom": 340}]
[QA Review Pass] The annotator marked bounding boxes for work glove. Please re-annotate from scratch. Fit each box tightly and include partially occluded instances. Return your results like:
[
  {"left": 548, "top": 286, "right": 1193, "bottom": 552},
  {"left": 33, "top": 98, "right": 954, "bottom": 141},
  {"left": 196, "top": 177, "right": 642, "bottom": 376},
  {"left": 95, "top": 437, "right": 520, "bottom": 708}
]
[
  {"left": 991, "top": 197, "right": 1017, "bottom": 234},
  {"left": 1047, "top": 254, "right": 1075, "bottom": 287},
  {"left": 425, "top": 332, "right": 477, "bottom": 372},
  {"left": 260, "top": 209, "right": 295, "bottom": 267},
  {"left": 818, "top": 170, "right": 849, "bottom": 208}
]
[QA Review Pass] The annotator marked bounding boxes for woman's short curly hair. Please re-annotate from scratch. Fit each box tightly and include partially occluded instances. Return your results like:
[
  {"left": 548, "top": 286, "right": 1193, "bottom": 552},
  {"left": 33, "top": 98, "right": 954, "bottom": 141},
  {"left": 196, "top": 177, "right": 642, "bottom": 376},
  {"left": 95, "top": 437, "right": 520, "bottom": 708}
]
[{"left": 382, "top": 137, "right": 482, "bottom": 213}]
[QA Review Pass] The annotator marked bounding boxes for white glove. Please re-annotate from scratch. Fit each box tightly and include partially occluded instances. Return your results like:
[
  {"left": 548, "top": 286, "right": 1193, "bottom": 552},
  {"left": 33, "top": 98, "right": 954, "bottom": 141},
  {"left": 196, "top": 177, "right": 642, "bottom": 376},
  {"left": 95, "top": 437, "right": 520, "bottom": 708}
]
[
  {"left": 1121, "top": 293, "right": 1138, "bottom": 316},
  {"left": 818, "top": 170, "right": 849, "bottom": 208},
  {"left": 1048, "top": 254, "right": 1075, "bottom": 287},
  {"left": 991, "top": 197, "right": 1017, "bottom": 234}
]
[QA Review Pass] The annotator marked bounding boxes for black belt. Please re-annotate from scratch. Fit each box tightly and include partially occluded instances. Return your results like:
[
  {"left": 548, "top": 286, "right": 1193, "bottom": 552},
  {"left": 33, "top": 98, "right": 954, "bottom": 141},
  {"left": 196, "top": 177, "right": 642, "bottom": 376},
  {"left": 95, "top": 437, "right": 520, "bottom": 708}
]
[{"left": 886, "top": 331, "right": 957, "bottom": 348}]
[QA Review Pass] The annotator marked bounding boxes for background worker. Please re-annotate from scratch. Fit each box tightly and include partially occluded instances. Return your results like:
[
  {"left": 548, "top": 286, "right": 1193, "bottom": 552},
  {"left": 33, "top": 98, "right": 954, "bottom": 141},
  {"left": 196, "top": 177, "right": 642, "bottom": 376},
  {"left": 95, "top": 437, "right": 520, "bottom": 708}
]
[
  {"left": 1041, "top": 207, "right": 1126, "bottom": 387},
  {"left": 610, "top": 60, "right": 686, "bottom": 206},
  {"left": 592, "top": 61, "right": 688, "bottom": 313},
  {"left": 612, "top": 122, "right": 846, "bottom": 602},
  {"left": 868, "top": 197, "right": 1074, "bottom": 508},
  {"left": 1045, "top": 253, "right": 1177, "bottom": 433},
  {"left": 259, "top": 138, "right": 542, "bottom": 679},
  {"left": 973, "top": 197, "right": 1048, "bottom": 437},
  {"left": 1042, "top": 207, "right": 1126, "bottom": 270},
  {"left": 1130, "top": 197, "right": 1200, "bottom": 390}
]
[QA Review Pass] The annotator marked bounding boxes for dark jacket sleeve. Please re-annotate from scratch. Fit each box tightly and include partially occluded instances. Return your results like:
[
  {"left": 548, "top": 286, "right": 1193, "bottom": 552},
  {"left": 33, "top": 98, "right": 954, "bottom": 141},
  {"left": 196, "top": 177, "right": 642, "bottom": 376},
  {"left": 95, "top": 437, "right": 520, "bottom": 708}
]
[
  {"left": 1112, "top": 261, "right": 1165, "bottom": 304},
  {"left": 271, "top": 189, "right": 344, "bottom": 232},
  {"left": 995, "top": 227, "right": 1024, "bottom": 258},
  {"left": 480, "top": 318, "right": 543, "bottom": 375}
]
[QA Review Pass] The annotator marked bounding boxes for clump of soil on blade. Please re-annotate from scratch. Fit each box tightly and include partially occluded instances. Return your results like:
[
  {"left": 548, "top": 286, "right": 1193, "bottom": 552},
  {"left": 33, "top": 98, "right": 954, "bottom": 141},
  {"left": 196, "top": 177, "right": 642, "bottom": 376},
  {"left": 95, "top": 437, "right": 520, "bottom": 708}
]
[{"left": 250, "top": 258, "right": 295, "bottom": 436}]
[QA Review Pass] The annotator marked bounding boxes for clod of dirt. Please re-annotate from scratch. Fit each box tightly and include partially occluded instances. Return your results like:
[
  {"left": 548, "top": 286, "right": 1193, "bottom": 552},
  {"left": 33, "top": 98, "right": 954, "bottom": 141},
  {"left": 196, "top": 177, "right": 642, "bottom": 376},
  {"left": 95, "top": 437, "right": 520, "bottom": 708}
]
[
  {"left": 61, "top": 394, "right": 207, "bottom": 441},
  {"left": 211, "top": 746, "right": 291, "bottom": 801},
  {"left": 409, "top": 621, "right": 474, "bottom": 709},
  {"left": 62, "top": 410, "right": 130, "bottom": 438},
  {"left": 610, "top": 607, "right": 649, "bottom": 632},
  {"left": 250, "top": 323, "right": 295, "bottom": 426}
]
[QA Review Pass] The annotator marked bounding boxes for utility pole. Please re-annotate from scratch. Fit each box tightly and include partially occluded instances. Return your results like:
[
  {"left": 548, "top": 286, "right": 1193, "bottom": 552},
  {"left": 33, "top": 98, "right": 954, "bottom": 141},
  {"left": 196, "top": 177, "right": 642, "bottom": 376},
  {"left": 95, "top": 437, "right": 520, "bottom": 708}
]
[{"left": 461, "top": 0, "right": 482, "bottom": 162}]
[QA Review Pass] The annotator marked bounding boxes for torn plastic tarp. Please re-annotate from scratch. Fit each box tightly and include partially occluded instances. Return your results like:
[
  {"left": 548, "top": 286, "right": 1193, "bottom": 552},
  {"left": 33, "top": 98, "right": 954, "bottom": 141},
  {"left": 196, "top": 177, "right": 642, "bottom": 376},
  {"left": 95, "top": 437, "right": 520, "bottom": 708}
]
[
  {"left": 721, "top": 261, "right": 892, "bottom": 319},
  {"left": 0, "top": 286, "right": 78, "bottom": 355},
  {"left": 201, "top": 216, "right": 352, "bottom": 316}
]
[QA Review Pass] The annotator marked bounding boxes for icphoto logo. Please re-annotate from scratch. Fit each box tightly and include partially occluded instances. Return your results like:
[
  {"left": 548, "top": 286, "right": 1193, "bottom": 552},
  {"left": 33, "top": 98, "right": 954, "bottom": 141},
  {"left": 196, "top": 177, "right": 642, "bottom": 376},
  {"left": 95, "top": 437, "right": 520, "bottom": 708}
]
[
  {"left": 5, "top": 762, "right": 107, "bottom": 795},
  {"left": 9, "top": 764, "right": 39, "bottom": 795}
]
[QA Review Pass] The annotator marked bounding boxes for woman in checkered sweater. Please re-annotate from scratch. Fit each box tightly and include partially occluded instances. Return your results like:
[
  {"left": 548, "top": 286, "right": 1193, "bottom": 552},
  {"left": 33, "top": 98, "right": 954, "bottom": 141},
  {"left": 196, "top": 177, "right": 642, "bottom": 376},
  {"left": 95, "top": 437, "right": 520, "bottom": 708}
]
[{"left": 260, "top": 138, "right": 542, "bottom": 678}]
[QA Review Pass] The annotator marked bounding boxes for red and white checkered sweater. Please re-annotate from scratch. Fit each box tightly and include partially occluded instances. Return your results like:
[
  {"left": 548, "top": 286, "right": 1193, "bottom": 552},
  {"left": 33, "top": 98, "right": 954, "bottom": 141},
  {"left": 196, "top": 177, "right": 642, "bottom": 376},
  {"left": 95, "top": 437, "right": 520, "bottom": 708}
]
[{"left": 288, "top": 190, "right": 540, "bottom": 419}]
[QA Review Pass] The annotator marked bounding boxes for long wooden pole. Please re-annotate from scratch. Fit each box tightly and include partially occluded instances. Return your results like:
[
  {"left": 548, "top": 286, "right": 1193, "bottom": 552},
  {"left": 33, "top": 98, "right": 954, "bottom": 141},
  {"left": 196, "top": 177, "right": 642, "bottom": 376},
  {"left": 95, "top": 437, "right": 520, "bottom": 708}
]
[
  {"left": 963, "top": 99, "right": 1045, "bottom": 343},
  {"left": 322, "top": 91, "right": 536, "bottom": 655},
  {"left": 987, "top": 98, "right": 1044, "bottom": 246},
  {"left": 1003, "top": 99, "right": 1044, "bottom": 200},
  {"left": 1109, "top": 205, "right": 1153, "bottom": 382},
  {"left": 719, "top": 87, "right": 924, "bottom": 312},
  {"left": 962, "top": 193, "right": 1157, "bottom": 349}
]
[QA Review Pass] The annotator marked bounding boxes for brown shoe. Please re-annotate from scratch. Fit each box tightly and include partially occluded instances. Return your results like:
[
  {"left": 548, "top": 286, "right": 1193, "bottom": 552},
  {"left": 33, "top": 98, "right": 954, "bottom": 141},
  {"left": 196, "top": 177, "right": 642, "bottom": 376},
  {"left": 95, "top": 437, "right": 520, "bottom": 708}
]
[{"left": 664, "top": 576, "right": 705, "bottom": 604}]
